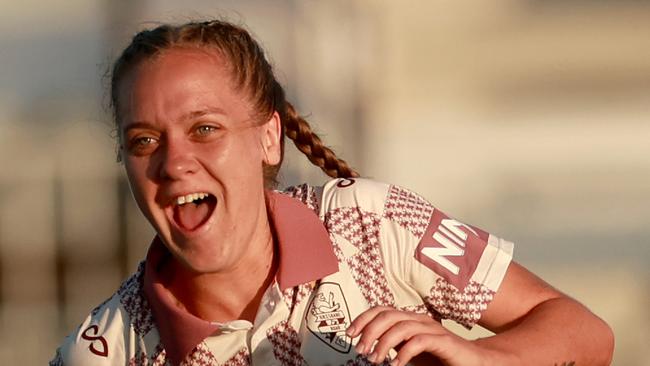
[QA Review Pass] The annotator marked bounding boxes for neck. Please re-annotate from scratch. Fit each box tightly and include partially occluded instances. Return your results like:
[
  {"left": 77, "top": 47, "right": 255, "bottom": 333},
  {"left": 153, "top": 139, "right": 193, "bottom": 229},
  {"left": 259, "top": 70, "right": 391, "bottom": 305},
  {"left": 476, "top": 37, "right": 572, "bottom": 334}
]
[{"left": 164, "top": 204, "right": 278, "bottom": 323}]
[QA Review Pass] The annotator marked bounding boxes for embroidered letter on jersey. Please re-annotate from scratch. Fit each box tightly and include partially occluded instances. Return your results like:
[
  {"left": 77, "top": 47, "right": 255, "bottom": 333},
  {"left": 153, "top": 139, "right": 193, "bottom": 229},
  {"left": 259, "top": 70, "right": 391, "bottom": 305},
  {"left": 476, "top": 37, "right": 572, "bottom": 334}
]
[{"left": 415, "top": 210, "right": 489, "bottom": 290}]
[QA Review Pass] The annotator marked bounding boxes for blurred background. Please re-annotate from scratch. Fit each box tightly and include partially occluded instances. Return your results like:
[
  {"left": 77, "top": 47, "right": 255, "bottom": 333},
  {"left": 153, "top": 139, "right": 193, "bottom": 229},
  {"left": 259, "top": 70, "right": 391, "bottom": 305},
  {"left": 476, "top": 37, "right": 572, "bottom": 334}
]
[{"left": 0, "top": 0, "right": 648, "bottom": 364}]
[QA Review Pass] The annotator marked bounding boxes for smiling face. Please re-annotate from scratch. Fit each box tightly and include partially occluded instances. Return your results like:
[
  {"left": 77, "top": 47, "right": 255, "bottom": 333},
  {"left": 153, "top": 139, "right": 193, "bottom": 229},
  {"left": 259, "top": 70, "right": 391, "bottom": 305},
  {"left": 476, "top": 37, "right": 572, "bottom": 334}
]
[{"left": 117, "top": 47, "right": 281, "bottom": 274}]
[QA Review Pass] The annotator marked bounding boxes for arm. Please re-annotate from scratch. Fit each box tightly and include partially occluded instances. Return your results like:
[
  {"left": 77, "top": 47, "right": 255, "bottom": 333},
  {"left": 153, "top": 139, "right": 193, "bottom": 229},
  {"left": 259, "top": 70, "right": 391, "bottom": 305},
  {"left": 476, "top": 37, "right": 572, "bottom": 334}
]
[
  {"left": 346, "top": 183, "right": 613, "bottom": 365},
  {"left": 474, "top": 261, "right": 614, "bottom": 365},
  {"left": 347, "top": 261, "right": 614, "bottom": 365}
]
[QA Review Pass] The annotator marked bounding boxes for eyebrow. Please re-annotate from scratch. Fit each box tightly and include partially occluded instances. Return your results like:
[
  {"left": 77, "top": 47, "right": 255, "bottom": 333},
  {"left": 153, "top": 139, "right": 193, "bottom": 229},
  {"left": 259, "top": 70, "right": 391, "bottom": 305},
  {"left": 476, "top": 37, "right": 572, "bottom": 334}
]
[
  {"left": 181, "top": 107, "right": 228, "bottom": 121},
  {"left": 121, "top": 121, "right": 158, "bottom": 134},
  {"left": 122, "top": 108, "right": 229, "bottom": 133}
]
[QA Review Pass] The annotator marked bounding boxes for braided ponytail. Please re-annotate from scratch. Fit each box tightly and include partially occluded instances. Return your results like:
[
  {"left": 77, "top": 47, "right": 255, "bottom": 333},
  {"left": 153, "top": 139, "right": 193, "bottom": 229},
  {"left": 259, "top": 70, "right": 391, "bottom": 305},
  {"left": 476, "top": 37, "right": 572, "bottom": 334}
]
[
  {"left": 283, "top": 103, "right": 359, "bottom": 179},
  {"left": 111, "top": 19, "right": 359, "bottom": 186}
]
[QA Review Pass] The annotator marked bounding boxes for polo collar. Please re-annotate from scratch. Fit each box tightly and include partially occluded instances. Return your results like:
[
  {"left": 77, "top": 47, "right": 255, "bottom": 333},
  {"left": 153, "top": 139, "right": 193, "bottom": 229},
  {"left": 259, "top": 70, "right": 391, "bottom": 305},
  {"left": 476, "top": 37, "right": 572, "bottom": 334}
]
[{"left": 142, "top": 190, "right": 338, "bottom": 365}]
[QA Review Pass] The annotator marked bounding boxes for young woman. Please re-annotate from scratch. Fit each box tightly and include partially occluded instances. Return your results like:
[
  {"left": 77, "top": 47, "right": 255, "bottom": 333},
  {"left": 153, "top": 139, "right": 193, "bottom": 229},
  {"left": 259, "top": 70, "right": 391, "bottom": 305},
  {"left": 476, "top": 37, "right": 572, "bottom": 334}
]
[{"left": 50, "top": 20, "right": 614, "bottom": 366}]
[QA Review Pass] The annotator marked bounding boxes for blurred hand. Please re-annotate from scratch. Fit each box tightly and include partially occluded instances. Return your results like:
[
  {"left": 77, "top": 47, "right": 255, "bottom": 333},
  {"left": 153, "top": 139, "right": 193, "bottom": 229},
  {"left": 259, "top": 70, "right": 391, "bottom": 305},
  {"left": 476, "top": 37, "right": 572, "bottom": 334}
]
[{"left": 346, "top": 306, "right": 498, "bottom": 366}]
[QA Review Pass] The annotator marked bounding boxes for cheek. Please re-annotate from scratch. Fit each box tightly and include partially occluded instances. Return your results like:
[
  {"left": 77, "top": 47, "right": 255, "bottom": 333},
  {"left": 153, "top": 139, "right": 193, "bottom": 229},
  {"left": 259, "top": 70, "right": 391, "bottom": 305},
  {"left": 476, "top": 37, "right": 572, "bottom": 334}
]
[
  {"left": 124, "top": 158, "right": 143, "bottom": 181},
  {"left": 235, "top": 139, "right": 267, "bottom": 179},
  {"left": 123, "top": 159, "right": 152, "bottom": 201},
  {"left": 202, "top": 134, "right": 266, "bottom": 173}
]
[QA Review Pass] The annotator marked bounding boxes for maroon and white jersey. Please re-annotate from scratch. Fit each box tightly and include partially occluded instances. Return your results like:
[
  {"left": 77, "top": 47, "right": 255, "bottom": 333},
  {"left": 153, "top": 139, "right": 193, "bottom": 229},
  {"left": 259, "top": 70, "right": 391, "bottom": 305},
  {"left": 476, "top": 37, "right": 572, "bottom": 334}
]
[{"left": 51, "top": 178, "right": 513, "bottom": 365}]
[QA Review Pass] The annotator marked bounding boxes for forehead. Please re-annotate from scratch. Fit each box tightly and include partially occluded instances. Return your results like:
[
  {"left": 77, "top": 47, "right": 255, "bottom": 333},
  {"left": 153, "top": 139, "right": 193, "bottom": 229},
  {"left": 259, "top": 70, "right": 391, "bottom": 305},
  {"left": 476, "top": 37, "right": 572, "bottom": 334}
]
[{"left": 117, "top": 47, "right": 251, "bottom": 125}]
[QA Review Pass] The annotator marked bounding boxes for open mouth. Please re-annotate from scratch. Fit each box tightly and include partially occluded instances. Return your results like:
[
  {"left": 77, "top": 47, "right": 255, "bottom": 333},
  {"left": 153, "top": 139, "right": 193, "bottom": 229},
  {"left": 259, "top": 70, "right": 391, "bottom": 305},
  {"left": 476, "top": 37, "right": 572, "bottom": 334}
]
[{"left": 172, "top": 192, "right": 218, "bottom": 231}]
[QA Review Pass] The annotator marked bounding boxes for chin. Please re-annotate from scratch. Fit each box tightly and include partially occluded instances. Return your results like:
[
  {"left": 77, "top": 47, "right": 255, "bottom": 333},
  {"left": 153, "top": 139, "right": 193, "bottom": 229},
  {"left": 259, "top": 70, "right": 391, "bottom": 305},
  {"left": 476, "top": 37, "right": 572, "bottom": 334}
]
[{"left": 173, "top": 249, "right": 230, "bottom": 275}]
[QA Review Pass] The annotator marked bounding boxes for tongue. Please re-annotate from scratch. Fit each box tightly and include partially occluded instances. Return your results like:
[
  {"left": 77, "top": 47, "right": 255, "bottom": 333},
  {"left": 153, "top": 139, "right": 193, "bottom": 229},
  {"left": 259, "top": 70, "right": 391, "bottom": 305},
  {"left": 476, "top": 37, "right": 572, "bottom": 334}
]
[{"left": 174, "top": 202, "right": 210, "bottom": 231}]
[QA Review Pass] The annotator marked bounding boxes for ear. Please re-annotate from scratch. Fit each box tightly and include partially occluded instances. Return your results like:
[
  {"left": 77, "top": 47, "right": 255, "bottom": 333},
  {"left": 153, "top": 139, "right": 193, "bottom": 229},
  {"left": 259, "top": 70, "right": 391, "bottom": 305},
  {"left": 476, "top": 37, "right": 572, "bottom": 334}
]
[{"left": 260, "top": 111, "right": 282, "bottom": 165}]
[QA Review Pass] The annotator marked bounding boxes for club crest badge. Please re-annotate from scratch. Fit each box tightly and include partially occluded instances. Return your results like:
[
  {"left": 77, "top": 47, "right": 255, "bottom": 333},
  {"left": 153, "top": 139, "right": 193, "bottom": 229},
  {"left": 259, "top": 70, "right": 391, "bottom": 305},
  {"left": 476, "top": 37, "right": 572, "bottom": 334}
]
[{"left": 305, "top": 282, "right": 352, "bottom": 353}]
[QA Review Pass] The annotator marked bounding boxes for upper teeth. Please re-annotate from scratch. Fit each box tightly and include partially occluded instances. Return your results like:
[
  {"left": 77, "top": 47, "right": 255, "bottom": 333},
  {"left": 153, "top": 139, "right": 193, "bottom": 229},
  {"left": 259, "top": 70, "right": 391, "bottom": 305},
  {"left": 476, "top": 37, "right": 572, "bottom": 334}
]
[{"left": 176, "top": 193, "right": 209, "bottom": 205}]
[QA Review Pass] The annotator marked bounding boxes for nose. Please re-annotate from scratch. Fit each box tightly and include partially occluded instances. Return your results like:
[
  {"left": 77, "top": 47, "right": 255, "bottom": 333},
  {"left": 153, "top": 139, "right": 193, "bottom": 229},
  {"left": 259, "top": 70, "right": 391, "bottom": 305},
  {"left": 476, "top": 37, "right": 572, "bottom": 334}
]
[{"left": 157, "top": 139, "right": 200, "bottom": 181}]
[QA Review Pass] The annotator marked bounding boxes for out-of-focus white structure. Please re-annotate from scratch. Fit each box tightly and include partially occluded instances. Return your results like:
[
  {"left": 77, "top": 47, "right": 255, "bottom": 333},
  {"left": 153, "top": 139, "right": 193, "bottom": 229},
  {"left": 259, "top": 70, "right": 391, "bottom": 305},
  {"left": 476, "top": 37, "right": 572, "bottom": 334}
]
[{"left": 0, "top": 1, "right": 648, "bottom": 364}]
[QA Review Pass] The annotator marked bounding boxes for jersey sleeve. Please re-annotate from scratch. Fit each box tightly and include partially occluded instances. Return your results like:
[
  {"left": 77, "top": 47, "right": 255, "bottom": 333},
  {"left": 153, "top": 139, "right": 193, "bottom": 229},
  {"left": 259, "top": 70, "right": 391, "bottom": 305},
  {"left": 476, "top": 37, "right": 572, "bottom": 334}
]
[
  {"left": 380, "top": 184, "right": 514, "bottom": 328},
  {"left": 50, "top": 295, "right": 130, "bottom": 365},
  {"left": 49, "top": 263, "right": 158, "bottom": 365}
]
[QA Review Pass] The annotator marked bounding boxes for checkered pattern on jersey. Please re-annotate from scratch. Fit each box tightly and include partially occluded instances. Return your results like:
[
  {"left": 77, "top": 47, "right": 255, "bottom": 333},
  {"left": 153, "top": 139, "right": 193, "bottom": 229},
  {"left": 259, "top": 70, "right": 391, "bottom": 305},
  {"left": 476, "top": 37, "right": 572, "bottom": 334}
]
[
  {"left": 117, "top": 262, "right": 155, "bottom": 336},
  {"left": 383, "top": 185, "right": 434, "bottom": 239},
  {"left": 345, "top": 354, "right": 391, "bottom": 366},
  {"left": 425, "top": 278, "right": 495, "bottom": 328},
  {"left": 222, "top": 348, "right": 250, "bottom": 366},
  {"left": 283, "top": 184, "right": 320, "bottom": 215},
  {"left": 267, "top": 320, "right": 305, "bottom": 366},
  {"left": 128, "top": 344, "right": 168, "bottom": 366},
  {"left": 325, "top": 207, "right": 396, "bottom": 308},
  {"left": 282, "top": 281, "right": 316, "bottom": 312},
  {"left": 398, "top": 303, "right": 442, "bottom": 322},
  {"left": 179, "top": 342, "right": 219, "bottom": 366}
]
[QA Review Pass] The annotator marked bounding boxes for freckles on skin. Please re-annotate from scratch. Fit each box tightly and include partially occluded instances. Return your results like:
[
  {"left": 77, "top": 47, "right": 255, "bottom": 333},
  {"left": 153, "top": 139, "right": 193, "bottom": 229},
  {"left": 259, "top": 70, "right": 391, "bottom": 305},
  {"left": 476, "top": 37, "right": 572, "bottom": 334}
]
[
  {"left": 115, "top": 47, "right": 276, "bottom": 275},
  {"left": 118, "top": 50, "right": 253, "bottom": 132}
]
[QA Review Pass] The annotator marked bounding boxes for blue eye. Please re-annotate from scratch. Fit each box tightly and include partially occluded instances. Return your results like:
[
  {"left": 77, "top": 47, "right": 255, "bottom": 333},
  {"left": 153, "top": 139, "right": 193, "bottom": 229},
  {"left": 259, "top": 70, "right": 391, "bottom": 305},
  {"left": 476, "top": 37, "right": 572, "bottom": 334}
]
[
  {"left": 196, "top": 125, "right": 218, "bottom": 135},
  {"left": 194, "top": 125, "right": 222, "bottom": 139}
]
